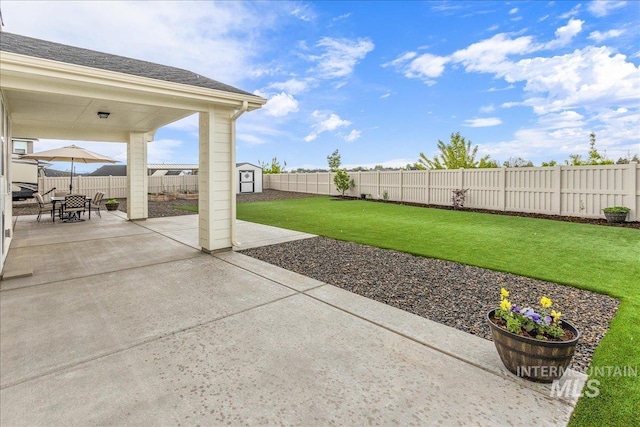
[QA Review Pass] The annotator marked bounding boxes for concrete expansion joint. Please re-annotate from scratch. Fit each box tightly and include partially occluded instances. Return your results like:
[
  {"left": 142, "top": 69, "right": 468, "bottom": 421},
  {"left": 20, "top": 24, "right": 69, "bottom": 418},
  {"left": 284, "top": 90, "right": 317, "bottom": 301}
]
[{"left": 0, "top": 254, "right": 204, "bottom": 293}]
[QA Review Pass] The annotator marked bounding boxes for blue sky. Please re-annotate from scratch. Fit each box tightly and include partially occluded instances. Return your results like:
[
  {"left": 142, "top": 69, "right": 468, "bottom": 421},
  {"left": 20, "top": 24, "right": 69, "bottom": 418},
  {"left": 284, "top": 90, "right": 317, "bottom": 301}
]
[{"left": 3, "top": 1, "right": 639, "bottom": 172}]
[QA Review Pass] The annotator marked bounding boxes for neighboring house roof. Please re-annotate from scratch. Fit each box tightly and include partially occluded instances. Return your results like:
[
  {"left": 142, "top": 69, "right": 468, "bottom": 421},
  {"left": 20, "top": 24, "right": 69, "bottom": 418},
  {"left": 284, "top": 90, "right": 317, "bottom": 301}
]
[
  {"left": 165, "top": 170, "right": 182, "bottom": 176},
  {"left": 148, "top": 164, "right": 198, "bottom": 170},
  {"left": 41, "top": 168, "right": 70, "bottom": 178},
  {"left": 88, "top": 165, "right": 127, "bottom": 176},
  {"left": 0, "top": 32, "right": 253, "bottom": 96},
  {"left": 236, "top": 162, "right": 262, "bottom": 169}
]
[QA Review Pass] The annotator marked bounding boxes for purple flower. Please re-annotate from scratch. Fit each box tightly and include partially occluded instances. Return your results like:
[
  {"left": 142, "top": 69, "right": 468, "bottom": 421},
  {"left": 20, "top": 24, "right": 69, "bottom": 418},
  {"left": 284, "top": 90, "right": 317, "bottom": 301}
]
[
  {"left": 510, "top": 305, "right": 520, "bottom": 313},
  {"left": 544, "top": 315, "right": 552, "bottom": 326}
]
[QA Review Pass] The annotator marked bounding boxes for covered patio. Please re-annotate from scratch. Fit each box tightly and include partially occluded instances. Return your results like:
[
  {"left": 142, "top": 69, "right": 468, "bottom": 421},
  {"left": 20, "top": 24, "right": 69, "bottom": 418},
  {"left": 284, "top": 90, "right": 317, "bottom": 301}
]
[
  {"left": 1, "top": 32, "right": 265, "bottom": 274},
  {"left": 0, "top": 211, "right": 585, "bottom": 425}
]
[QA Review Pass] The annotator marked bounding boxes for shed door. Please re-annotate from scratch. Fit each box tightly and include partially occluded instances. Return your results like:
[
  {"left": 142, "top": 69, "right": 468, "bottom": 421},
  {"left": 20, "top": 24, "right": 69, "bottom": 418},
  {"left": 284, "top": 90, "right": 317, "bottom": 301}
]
[{"left": 239, "top": 170, "right": 255, "bottom": 193}]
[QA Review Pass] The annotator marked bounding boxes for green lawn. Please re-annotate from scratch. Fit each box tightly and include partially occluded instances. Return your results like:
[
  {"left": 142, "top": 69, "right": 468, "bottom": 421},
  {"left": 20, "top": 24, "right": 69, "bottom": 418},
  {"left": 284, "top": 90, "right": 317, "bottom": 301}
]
[{"left": 236, "top": 196, "right": 639, "bottom": 426}]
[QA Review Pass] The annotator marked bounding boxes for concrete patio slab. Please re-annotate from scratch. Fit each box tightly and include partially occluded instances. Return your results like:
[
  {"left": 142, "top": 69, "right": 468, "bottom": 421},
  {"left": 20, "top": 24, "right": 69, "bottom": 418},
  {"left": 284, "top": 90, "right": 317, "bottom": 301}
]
[
  {"left": 215, "top": 250, "right": 326, "bottom": 292},
  {"left": 1, "top": 213, "right": 584, "bottom": 426}
]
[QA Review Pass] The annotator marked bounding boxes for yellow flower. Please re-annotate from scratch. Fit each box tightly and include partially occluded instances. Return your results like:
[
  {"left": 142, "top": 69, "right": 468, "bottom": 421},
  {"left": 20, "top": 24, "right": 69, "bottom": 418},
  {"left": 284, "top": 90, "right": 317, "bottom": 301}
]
[
  {"left": 500, "top": 288, "right": 510, "bottom": 299},
  {"left": 551, "top": 310, "right": 562, "bottom": 322},
  {"left": 540, "top": 296, "right": 552, "bottom": 309},
  {"left": 500, "top": 299, "right": 512, "bottom": 311}
]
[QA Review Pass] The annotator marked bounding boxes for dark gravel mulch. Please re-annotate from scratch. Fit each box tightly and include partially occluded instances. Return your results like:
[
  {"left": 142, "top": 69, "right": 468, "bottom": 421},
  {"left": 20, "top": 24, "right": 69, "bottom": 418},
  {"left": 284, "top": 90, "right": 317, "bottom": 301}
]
[{"left": 240, "top": 236, "right": 620, "bottom": 373}]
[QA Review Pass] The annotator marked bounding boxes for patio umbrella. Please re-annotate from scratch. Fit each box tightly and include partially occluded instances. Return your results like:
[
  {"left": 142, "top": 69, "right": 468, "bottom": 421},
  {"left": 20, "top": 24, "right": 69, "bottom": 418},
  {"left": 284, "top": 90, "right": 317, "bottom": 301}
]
[{"left": 20, "top": 144, "right": 118, "bottom": 193}]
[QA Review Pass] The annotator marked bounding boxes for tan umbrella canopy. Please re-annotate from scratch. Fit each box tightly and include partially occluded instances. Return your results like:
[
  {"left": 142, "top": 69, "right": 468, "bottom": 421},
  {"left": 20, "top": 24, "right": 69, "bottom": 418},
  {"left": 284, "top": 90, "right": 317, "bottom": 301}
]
[{"left": 21, "top": 144, "right": 118, "bottom": 193}]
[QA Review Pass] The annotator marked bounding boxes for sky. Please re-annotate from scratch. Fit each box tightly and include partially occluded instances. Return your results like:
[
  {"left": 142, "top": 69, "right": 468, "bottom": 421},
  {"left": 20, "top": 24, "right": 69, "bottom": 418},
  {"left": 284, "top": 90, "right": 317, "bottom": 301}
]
[{"left": 2, "top": 0, "right": 639, "bottom": 173}]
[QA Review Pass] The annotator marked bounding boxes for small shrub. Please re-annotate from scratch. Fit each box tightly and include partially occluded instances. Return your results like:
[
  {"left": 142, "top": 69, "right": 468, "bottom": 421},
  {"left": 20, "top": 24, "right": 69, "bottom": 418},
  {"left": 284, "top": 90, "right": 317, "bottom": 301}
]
[
  {"left": 451, "top": 188, "right": 468, "bottom": 209},
  {"left": 602, "top": 206, "right": 630, "bottom": 214},
  {"left": 382, "top": 190, "right": 389, "bottom": 202},
  {"left": 105, "top": 199, "right": 118, "bottom": 205}
]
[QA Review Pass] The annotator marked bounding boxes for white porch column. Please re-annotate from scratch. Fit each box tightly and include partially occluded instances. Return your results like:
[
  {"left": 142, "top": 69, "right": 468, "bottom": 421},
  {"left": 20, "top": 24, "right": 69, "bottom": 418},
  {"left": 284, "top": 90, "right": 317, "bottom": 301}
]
[
  {"left": 199, "top": 106, "right": 234, "bottom": 253},
  {"left": 127, "top": 132, "right": 148, "bottom": 220}
]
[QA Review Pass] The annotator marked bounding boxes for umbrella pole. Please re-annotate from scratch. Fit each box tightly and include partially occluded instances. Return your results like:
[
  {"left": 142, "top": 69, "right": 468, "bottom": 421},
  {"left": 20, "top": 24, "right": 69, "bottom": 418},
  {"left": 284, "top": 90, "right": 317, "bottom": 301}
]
[{"left": 70, "top": 158, "right": 74, "bottom": 193}]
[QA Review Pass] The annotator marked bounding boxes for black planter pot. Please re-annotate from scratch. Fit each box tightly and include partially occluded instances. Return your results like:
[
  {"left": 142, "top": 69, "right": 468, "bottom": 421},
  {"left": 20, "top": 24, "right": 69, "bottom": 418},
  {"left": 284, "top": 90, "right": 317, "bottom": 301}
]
[
  {"left": 603, "top": 211, "right": 628, "bottom": 223},
  {"left": 486, "top": 309, "right": 580, "bottom": 383},
  {"left": 106, "top": 203, "right": 119, "bottom": 211}
]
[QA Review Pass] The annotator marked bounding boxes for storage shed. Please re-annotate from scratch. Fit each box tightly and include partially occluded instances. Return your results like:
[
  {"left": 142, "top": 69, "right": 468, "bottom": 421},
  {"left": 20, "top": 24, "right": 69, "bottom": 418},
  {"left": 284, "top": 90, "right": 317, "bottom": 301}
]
[{"left": 236, "top": 162, "right": 263, "bottom": 194}]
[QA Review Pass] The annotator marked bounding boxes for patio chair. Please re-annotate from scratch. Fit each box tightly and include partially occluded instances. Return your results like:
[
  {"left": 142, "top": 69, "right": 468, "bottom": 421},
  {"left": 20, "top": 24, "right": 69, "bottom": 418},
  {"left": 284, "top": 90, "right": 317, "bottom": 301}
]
[
  {"left": 61, "top": 194, "right": 87, "bottom": 222},
  {"left": 34, "top": 193, "right": 55, "bottom": 222},
  {"left": 86, "top": 191, "right": 105, "bottom": 218}
]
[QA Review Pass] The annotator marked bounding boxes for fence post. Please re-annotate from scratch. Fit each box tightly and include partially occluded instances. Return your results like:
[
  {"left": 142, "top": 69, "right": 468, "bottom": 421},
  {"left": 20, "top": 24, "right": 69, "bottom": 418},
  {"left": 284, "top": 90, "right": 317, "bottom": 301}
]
[
  {"left": 628, "top": 162, "right": 638, "bottom": 221},
  {"left": 358, "top": 171, "right": 361, "bottom": 196},
  {"left": 109, "top": 175, "right": 113, "bottom": 198},
  {"left": 458, "top": 168, "right": 464, "bottom": 189},
  {"left": 499, "top": 167, "right": 507, "bottom": 211},
  {"left": 377, "top": 170, "right": 381, "bottom": 198},
  {"left": 553, "top": 166, "right": 562, "bottom": 215},
  {"left": 399, "top": 169, "right": 403, "bottom": 202},
  {"left": 425, "top": 169, "right": 430, "bottom": 205}
]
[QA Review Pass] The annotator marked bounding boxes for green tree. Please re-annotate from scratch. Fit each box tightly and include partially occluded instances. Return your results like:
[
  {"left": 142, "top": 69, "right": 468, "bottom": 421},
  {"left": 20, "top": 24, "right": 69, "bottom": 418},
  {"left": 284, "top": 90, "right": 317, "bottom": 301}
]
[
  {"left": 418, "top": 132, "right": 494, "bottom": 169},
  {"left": 566, "top": 132, "right": 614, "bottom": 166},
  {"left": 541, "top": 160, "right": 558, "bottom": 167},
  {"left": 327, "top": 149, "right": 341, "bottom": 172},
  {"left": 503, "top": 157, "right": 534, "bottom": 168},
  {"left": 333, "top": 169, "right": 354, "bottom": 196},
  {"left": 259, "top": 157, "right": 286, "bottom": 174}
]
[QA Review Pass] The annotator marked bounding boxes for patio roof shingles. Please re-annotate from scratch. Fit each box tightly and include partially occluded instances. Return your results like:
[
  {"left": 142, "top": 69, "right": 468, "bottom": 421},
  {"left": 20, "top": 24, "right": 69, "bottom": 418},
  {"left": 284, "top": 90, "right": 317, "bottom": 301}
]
[{"left": 0, "top": 32, "right": 253, "bottom": 96}]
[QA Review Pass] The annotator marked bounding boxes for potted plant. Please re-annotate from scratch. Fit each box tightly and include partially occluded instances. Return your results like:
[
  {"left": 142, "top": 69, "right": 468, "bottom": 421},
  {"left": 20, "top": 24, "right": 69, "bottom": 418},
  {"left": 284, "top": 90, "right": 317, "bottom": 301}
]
[
  {"left": 105, "top": 198, "right": 119, "bottom": 211},
  {"left": 602, "top": 206, "right": 630, "bottom": 223},
  {"left": 486, "top": 288, "right": 580, "bottom": 383}
]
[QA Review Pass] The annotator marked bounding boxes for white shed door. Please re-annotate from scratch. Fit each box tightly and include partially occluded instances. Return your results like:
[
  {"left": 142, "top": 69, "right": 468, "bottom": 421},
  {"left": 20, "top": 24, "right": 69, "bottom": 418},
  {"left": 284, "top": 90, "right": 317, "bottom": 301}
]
[{"left": 239, "top": 170, "right": 255, "bottom": 193}]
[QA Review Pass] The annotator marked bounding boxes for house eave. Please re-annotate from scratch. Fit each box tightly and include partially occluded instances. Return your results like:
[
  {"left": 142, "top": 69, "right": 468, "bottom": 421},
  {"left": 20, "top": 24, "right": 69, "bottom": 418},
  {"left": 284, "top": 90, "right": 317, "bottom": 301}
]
[{"left": 0, "top": 51, "right": 267, "bottom": 111}]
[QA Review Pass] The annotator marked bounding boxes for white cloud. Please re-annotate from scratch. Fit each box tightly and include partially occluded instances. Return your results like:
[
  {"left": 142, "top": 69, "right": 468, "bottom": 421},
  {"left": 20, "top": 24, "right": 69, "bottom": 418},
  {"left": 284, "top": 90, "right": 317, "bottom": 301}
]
[
  {"left": 260, "top": 92, "right": 299, "bottom": 117},
  {"left": 480, "top": 104, "right": 495, "bottom": 113},
  {"left": 344, "top": 130, "right": 362, "bottom": 142},
  {"left": 452, "top": 33, "right": 538, "bottom": 74},
  {"left": 464, "top": 117, "right": 502, "bottom": 127},
  {"left": 267, "top": 78, "right": 313, "bottom": 95},
  {"left": 0, "top": 1, "right": 279, "bottom": 86},
  {"left": 291, "top": 6, "right": 315, "bottom": 22},
  {"left": 509, "top": 8, "right": 519, "bottom": 14},
  {"left": 381, "top": 93, "right": 391, "bottom": 99},
  {"left": 304, "top": 111, "right": 352, "bottom": 142},
  {"left": 308, "top": 37, "right": 375, "bottom": 79},
  {"left": 588, "top": 1, "right": 627, "bottom": 17},
  {"left": 544, "top": 19, "right": 583, "bottom": 49},
  {"left": 588, "top": 29, "right": 625, "bottom": 42},
  {"left": 405, "top": 53, "right": 450, "bottom": 81},
  {"left": 382, "top": 51, "right": 418, "bottom": 68},
  {"left": 383, "top": 52, "right": 449, "bottom": 84},
  {"left": 237, "top": 133, "right": 267, "bottom": 145}
]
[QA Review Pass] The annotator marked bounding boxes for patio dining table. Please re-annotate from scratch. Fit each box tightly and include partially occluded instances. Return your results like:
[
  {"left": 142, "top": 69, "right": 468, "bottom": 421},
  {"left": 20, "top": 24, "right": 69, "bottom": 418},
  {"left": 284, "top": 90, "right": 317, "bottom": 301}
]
[{"left": 51, "top": 196, "right": 92, "bottom": 222}]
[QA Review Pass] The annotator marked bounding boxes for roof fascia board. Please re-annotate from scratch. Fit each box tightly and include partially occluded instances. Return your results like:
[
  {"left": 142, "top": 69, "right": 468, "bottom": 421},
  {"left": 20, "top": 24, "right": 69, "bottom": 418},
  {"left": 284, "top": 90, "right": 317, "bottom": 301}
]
[{"left": 1, "top": 52, "right": 266, "bottom": 111}]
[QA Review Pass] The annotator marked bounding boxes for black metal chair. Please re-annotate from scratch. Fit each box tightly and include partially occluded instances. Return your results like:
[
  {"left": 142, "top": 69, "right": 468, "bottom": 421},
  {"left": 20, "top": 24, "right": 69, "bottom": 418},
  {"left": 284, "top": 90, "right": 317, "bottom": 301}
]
[
  {"left": 61, "top": 194, "right": 87, "bottom": 222},
  {"left": 34, "top": 193, "right": 55, "bottom": 222}
]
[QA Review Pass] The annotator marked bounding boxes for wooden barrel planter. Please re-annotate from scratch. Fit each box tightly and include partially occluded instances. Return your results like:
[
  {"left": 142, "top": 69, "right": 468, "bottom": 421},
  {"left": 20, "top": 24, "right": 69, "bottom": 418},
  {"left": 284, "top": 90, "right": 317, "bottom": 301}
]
[
  {"left": 486, "top": 309, "right": 580, "bottom": 383},
  {"left": 603, "top": 212, "right": 628, "bottom": 223}
]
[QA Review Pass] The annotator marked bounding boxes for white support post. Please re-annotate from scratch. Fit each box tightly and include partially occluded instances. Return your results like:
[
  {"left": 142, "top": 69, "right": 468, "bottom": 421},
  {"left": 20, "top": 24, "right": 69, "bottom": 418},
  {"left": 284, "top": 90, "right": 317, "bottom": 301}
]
[
  {"left": 198, "top": 107, "right": 233, "bottom": 253},
  {"left": 127, "top": 132, "right": 148, "bottom": 220},
  {"left": 553, "top": 166, "right": 562, "bottom": 215}
]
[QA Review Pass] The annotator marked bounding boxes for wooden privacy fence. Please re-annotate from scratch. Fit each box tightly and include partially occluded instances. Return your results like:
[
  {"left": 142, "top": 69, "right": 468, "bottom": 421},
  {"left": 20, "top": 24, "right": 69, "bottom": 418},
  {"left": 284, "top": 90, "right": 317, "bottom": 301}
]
[
  {"left": 38, "top": 175, "right": 199, "bottom": 200},
  {"left": 264, "top": 163, "right": 640, "bottom": 221}
]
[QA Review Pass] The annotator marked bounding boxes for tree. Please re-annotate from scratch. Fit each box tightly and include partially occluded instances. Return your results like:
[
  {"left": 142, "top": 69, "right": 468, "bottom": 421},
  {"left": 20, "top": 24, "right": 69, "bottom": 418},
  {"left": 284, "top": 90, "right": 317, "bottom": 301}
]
[
  {"left": 565, "top": 132, "right": 614, "bottom": 166},
  {"left": 418, "top": 131, "right": 494, "bottom": 169},
  {"left": 333, "top": 169, "right": 354, "bottom": 196},
  {"left": 616, "top": 153, "right": 640, "bottom": 164},
  {"left": 541, "top": 160, "right": 558, "bottom": 167},
  {"left": 327, "top": 149, "right": 341, "bottom": 172},
  {"left": 503, "top": 157, "right": 534, "bottom": 168},
  {"left": 259, "top": 157, "right": 286, "bottom": 174}
]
